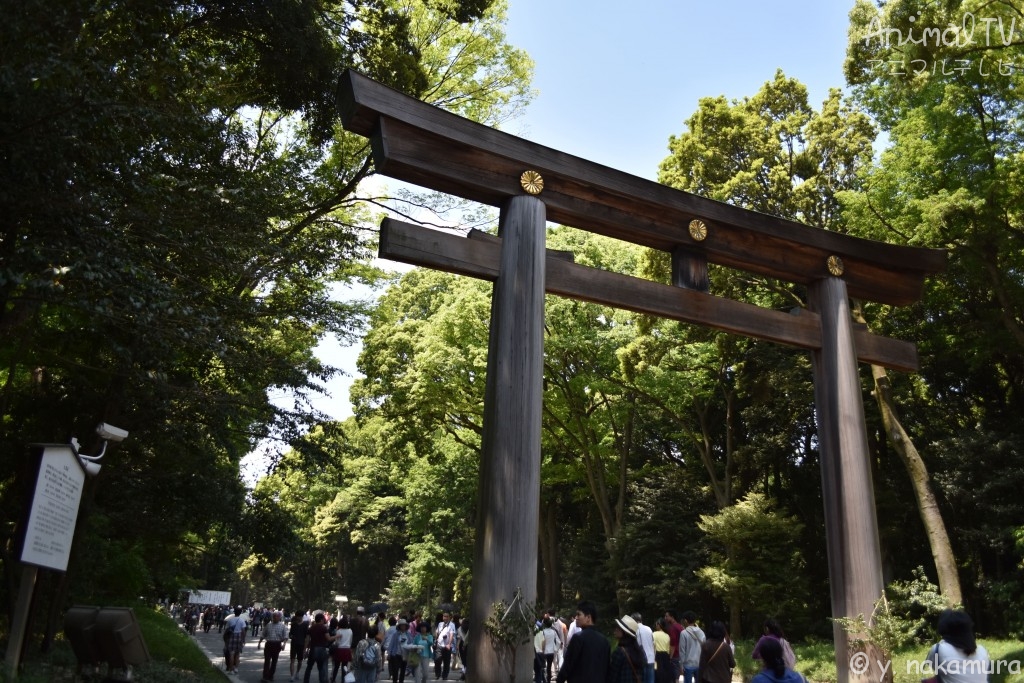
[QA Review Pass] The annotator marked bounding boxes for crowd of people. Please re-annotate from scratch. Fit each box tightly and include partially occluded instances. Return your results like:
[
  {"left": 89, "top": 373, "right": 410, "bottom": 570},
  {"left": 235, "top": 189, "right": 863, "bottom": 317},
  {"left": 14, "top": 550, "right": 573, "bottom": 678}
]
[
  {"left": 551, "top": 602, "right": 991, "bottom": 683},
  {"left": 550, "top": 604, "right": 729, "bottom": 683},
  {"left": 172, "top": 599, "right": 990, "bottom": 683},
  {"left": 172, "top": 602, "right": 470, "bottom": 683}
]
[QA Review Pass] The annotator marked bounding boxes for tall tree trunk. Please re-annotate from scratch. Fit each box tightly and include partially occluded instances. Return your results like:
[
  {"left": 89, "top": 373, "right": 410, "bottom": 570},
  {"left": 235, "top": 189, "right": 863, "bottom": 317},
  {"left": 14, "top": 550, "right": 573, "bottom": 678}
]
[
  {"left": 869, "top": 363, "right": 961, "bottom": 605},
  {"left": 729, "top": 600, "right": 742, "bottom": 641},
  {"left": 852, "top": 304, "right": 962, "bottom": 605},
  {"left": 537, "top": 498, "right": 560, "bottom": 608}
]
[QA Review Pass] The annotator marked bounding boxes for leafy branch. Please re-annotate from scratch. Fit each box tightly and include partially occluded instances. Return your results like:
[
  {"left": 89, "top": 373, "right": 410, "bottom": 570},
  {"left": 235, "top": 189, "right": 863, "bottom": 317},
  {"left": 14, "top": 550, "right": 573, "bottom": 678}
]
[{"left": 482, "top": 588, "right": 537, "bottom": 683}]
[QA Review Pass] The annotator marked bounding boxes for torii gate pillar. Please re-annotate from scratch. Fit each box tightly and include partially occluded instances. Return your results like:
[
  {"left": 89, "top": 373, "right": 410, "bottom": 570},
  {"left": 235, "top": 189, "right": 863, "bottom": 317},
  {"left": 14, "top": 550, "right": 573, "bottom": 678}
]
[
  {"left": 469, "top": 195, "right": 546, "bottom": 683},
  {"left": 810, "top": 276, "right": 885, "bottom": 683}
]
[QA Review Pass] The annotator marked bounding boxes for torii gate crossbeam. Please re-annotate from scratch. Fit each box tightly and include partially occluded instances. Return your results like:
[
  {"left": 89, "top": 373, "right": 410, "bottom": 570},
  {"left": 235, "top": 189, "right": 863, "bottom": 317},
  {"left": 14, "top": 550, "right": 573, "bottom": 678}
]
[{"left": 338, "top": 70, "right": 946, "bottom": 683}]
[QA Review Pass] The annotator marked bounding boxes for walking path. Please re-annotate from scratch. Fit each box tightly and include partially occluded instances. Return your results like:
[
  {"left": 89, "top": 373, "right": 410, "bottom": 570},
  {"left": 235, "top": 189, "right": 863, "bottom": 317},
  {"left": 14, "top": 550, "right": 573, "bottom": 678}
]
[
  {"left": 189, "top": 624, "right": 276, "bottom": 682},
  {"left": 187, "top": 625, "right": 434, "bottom": 683}
]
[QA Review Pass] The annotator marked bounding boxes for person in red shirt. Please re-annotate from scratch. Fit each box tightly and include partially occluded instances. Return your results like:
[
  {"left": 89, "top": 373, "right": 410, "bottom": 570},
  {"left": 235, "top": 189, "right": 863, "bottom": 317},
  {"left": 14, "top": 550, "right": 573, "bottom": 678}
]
[
  {"left": 304, "top": 613, "right": 335, "bottom": 683},
  {"left": 663, "top": 611, "right": 684, "bottom": 681}
]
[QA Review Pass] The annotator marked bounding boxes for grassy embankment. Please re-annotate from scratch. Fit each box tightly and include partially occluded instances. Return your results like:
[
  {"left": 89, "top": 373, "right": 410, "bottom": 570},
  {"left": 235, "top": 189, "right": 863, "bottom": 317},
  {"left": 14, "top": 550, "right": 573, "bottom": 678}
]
[
  {"left": 0, "top": 604, "right": 222, "bottom": 683},
  {"left": 732, "top": 638, "right": 1024, "bottom": 683}
]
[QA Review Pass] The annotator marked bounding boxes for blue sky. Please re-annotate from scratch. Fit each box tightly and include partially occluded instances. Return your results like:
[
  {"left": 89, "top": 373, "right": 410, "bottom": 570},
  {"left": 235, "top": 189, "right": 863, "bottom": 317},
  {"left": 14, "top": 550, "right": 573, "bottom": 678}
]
[
  {"left": 285, "top": 0, "right": 858, "bottom": 426},
  {"left": 502, "top": 0, "right": 854, "bottom": 179}
]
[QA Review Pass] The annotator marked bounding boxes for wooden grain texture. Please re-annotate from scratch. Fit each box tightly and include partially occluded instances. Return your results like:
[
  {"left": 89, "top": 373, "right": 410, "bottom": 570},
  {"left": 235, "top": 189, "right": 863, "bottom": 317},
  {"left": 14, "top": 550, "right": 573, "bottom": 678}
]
[
  {"left": 469, "top": 196, "right": 546, "bottom": 683},
  {"left": 810, "top": 277, "right": 886, "bottom": 683},
  {"left": 672, "top": 247, "right": 710, "bottom": 292},
  {"left": 341, "top": 70, "right": 946, "bottom": 306},
  {"left": 379, "top": 219, "right": 921, "bottom": 372}
]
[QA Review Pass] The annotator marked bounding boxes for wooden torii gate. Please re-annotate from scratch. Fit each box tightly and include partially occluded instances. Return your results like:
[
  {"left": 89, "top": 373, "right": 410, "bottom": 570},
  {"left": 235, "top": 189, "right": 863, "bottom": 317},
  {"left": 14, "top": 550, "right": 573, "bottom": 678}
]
[{"left": 339, "top": 70, "right": 946, "bottom": 683}]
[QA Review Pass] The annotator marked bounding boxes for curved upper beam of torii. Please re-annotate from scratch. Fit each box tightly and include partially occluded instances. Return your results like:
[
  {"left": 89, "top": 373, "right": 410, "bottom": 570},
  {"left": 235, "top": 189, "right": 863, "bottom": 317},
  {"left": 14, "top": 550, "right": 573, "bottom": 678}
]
[{"left": 339, "top": 69, "right": 945, "bottom": 308}]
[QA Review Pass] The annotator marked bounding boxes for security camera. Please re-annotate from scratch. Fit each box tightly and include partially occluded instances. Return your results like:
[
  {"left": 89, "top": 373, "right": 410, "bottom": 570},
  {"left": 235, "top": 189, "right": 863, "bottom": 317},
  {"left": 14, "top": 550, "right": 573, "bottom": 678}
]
[
  {"left": 96, "top": 423, "right": 129, "bottom": 442},
  {"left": 82, "top": 461, "right": 103, "bottom": 477}
]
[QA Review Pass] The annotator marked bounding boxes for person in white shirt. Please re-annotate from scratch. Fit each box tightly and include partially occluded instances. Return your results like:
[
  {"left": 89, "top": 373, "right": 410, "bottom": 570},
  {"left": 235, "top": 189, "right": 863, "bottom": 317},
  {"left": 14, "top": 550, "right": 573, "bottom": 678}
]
[
  {"left": 224, "top": 606, "right": 248, "bottom": 674},
  {"left": 632, "top": 613, "right": 656, "bottom": 683},
  {"left": 565, "top": 616, "right": 579, "bottom": 645},
  {"left": 928, "top": 609, "right": 990, "bottom": 683},
  {"left": 540, "top": 618, "right": 561, "bottom": 681},
  {"left": 550, "top": 612, "right": 568, "bottom": 673},
  {"left": 434, "top": 612, "right": 457, "bottom": 680}
]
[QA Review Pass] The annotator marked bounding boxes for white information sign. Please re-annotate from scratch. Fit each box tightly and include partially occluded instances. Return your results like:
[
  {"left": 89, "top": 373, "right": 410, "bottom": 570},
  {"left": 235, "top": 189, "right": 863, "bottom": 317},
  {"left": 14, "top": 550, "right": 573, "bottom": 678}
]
[
  {"left": 20, "top": 445, "right": 86, "bottom": 572},
  {"left": 187, "top": 589, "right": 232, "bottom": 605}
]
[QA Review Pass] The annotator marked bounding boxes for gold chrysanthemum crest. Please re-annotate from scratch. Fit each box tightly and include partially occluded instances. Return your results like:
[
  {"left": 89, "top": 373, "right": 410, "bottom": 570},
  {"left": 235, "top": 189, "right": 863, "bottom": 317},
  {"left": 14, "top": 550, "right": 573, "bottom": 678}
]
[
  {"left": 688, "top": 219, "right": 708, "bottom": 242},
  {"left": 520, "top": 170, "right": 544, "bottom": 195},
  {"left": 827, "top": 255, "right": 845, "bottom": 276}
]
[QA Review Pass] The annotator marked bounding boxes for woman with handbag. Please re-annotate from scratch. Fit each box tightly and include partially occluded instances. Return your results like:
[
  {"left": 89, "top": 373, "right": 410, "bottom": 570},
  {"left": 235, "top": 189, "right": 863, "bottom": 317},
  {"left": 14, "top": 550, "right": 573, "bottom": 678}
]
[
  {"left": 607, "top": 615, "right": 645, "bottom": 683},
  {"left": 697, "top": 622, "right": 735, "bottom": 683}
]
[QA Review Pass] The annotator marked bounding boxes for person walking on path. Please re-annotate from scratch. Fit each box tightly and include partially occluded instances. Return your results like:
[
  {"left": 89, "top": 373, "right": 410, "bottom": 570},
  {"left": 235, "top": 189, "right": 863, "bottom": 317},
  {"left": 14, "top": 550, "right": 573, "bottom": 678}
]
[
  {"left": 289, "top": 612, "right": 310, "bottom": 682},
  {"left": 404, "top": 621, "right": 433, "bottom": 683},
  {"left": 456, "top": 617, "right": 470, "bottom": 680},
  {"left": 262, "top": 610, "right": 289, "bottom": 682},
  {"left": 698, "top": 621, "right": 735, "bottom": 683},
  {"left": 540, "top": 618, "right": 561, "bottom": 682},
  {"left": 663, "top": 611, "right": 683, "bottom": 681},
  {"left": 331, "top": 615, "right": 354, "bottom": 683},
  {"left": 351, "top": 606, "right": 369, "bottom": 644},
  {"left": 225, "top": 606, "right": 249, "bottom": 675},
  {"left": 607, "top": 615, "right": 645, "bottom": 683},
  {"left": 652, "top": 619, "right": 673, "bottom": 683},
  {"left": 386, "top": 619, "right": 411, "bottom": 683},
  {"left": 555, "top": 601, "right": 610, "bottom": 683},
  {"left": 434, "top": 612, "right": 457, "bottom": 680},
  {"left": 679, "top": 611, "right": 705, "bottom": 683},
  {"left": 303, "top": 613, "right": 333, "bottom": 683},
  {"left": 631, "top": 613, "right": 655, "bottom": 683},
  {"left": 353, "top": 631, "right": 383, "bottom": 683}
]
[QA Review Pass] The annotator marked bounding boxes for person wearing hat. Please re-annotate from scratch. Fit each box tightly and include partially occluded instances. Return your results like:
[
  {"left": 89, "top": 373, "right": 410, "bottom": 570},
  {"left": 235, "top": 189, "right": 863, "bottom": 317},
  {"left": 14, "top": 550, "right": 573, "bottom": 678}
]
[
  {"left": 434, "top": 612, "right": 457, "bottom": 680},
  {"left": 608, "top": 615, "right": 646, "bottom": 683},
  {"left": 556, "top": 601, "right": 609, "bottom": 683},
  {"left": 385, "top": 619, "right": 411, "bottom": 683}
]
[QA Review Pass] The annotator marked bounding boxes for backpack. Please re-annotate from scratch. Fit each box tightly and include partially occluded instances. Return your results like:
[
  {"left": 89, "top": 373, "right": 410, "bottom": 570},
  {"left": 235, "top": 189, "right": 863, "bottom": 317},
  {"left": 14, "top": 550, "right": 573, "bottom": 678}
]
[{"left": 357, "top": 639, "right": 378, "bottom": 669}]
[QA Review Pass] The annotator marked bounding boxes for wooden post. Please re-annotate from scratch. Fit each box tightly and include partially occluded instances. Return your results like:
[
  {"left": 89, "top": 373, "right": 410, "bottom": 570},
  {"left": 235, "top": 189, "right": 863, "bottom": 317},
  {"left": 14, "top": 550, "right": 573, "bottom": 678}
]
[
  {"left": 469, "top": 195, "right": 546, "bottom": 683},
  {"left": 671, "top": 246, "right": 709, "bottom": 292},
  {"left": 809, "top": 276, "right": 886, "bottom": 683},
  {"left": 4, "top": 564, "right": 39, "bottom": 678}
]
